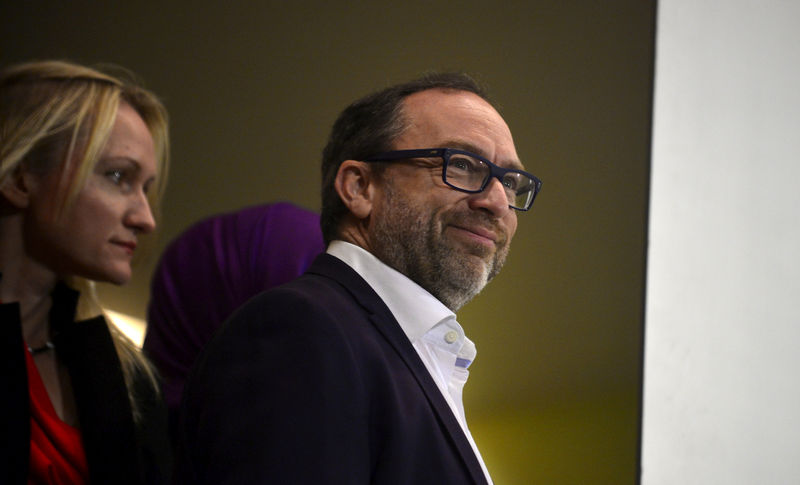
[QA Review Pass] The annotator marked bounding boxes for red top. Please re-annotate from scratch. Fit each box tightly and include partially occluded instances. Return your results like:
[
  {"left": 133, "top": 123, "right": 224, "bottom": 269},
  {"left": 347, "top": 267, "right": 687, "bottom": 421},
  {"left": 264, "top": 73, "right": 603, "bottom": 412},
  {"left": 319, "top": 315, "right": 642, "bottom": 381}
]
[{"left": 25, "top": 345, "right": 88, "bottom": 485}]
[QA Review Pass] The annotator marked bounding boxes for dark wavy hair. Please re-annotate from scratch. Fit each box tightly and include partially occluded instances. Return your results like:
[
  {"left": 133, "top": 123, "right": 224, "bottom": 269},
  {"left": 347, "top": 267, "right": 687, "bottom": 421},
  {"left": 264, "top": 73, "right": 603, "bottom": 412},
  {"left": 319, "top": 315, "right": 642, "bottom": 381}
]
[{"left": 319, "top": 72, "right": 490, "bottom": 244}]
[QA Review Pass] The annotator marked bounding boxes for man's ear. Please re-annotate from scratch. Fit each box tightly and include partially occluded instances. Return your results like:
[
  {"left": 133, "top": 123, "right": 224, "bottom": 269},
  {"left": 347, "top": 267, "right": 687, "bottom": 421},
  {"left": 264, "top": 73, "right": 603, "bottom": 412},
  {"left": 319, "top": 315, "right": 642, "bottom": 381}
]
[
  {"left": 0, "top": 168, "right": 36, "bottom": 209},
  {"left": 334, "top": 160, "right": 376, "bottom": 220}
]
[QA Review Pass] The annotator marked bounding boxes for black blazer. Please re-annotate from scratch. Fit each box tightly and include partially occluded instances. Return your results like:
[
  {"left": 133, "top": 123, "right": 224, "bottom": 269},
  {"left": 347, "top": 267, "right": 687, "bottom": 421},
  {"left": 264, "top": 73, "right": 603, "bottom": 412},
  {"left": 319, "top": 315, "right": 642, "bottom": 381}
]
[
  {"left": 176, "top": 253, "right": 489, "bottom": 484},
  {"left": 0, "top": 283, "right": 171, "bottom": 485}
]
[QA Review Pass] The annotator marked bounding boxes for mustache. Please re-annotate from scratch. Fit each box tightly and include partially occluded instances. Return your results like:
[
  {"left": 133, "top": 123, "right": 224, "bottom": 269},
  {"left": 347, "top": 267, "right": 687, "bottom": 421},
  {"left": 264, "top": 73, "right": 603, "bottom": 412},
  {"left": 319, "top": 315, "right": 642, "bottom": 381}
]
[{"left": 445, "top": 212, "right": 508, "bottom": 245}]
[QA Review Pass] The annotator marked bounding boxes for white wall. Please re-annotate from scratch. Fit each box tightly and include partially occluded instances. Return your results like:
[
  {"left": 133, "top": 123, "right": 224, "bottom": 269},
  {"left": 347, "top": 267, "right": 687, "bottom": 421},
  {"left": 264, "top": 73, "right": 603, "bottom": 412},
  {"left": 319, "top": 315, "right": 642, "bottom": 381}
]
[{"left": 642, "top": 1, "right": 800, "bottom": 483}]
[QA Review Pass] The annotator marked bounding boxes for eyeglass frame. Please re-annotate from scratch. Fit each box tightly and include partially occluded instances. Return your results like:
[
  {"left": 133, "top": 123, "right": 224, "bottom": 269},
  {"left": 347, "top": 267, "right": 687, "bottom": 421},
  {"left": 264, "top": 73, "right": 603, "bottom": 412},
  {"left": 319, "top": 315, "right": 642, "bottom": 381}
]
[{"left": 362, "top": 147, "right": 542, "bottom": 211}]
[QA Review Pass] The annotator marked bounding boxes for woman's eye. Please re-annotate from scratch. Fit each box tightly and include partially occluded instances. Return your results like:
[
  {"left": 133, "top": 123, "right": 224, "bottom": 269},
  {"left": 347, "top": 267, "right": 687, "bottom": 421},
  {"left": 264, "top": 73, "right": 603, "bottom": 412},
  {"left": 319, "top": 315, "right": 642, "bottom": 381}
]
[{"left": 106, "top": 170, "right": 124, "bottom": 184}]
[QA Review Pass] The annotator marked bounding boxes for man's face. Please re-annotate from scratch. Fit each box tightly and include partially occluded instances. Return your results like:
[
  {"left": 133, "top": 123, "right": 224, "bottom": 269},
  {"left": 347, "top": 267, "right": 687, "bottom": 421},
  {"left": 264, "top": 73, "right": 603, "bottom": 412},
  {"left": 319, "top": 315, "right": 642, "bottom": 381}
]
[{"left": 367, "top": 89, "right": 522, "bottom": 311}]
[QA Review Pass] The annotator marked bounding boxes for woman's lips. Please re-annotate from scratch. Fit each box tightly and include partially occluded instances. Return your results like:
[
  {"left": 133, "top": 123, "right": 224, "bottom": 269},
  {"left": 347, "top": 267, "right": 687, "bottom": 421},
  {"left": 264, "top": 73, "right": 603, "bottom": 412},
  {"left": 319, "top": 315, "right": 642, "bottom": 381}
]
[{"left": 112, "top": 240, "right": 137, "bottom": 254}]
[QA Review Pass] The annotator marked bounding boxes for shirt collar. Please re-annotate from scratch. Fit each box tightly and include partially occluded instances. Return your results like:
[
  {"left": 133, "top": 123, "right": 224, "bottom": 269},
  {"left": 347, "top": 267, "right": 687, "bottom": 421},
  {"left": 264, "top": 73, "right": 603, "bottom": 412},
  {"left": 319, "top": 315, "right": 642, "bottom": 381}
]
[{"left": 327, "top": 240, "right": 455, "bottom": 343}]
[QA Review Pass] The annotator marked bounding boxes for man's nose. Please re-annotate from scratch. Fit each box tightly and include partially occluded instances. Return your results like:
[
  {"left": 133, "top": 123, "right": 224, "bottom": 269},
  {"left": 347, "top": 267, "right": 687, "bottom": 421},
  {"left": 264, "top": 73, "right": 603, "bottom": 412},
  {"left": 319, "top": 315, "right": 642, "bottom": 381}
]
[{"left": 468, "top": 177, "right": 512, "bottom": 217}]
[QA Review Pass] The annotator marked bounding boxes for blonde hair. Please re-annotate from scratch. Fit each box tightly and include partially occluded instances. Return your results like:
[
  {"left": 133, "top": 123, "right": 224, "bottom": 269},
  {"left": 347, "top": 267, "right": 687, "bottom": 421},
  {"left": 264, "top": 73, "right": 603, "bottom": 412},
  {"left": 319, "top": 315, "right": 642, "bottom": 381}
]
[{"left": 0, "top": 59, "right": 170, "bottom": 421}]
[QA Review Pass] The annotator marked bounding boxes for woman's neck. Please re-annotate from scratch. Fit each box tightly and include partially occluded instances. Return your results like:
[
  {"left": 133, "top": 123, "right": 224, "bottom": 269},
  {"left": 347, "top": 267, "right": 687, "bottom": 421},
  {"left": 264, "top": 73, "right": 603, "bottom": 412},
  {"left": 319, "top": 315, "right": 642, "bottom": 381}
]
[{"left": 0, "top": 212, "right": 59, "bottom": 344}]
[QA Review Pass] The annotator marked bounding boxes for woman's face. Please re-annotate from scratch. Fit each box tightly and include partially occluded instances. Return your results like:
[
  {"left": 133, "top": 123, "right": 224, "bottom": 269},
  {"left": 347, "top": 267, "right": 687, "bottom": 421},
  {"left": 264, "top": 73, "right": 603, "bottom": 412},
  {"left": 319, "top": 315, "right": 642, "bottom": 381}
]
[{"left": 24, "top": 102, "right": 159, "bottom": 285}]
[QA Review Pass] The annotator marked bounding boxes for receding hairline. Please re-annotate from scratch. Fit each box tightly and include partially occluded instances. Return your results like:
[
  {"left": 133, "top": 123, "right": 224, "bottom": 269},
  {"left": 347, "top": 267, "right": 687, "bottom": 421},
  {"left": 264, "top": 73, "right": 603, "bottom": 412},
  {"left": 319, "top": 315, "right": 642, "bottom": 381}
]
[
  {"left": 390, "top": 87, "right": 522, "bottom": 168},
  {"left": 390, "top": 86, "right": 492, "bottom": 141}
]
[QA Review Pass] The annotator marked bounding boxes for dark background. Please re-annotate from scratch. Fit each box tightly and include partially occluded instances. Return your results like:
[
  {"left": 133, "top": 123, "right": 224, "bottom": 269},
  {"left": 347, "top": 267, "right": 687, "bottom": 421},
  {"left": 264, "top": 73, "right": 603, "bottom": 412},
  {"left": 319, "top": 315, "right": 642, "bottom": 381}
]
[{"left": 1, "top": 2, "right": 655, "bottom": 482}]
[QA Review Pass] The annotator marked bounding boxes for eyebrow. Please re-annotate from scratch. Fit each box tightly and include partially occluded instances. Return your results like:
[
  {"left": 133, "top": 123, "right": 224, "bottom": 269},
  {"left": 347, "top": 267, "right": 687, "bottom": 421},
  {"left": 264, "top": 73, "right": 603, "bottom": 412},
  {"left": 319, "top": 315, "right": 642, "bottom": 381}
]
[
  {"left": 440, "top": 140, "right": 525, "bottom": 171},
  {"left": 99, "top": 156, "right": 140, "bottom": 168}
]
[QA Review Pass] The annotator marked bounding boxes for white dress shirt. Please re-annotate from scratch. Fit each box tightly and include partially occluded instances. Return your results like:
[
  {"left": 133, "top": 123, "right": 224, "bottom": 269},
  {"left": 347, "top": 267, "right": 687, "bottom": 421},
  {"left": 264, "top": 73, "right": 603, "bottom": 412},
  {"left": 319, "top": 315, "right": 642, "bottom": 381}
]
[{"left": 327, "top": 241, "right": 493, "bottom": 484}]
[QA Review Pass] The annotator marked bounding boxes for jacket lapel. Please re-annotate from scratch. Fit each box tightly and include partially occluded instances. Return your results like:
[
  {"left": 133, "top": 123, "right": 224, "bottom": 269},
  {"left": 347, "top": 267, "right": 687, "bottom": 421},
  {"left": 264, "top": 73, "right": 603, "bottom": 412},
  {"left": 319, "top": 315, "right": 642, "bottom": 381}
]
[
  {"left": 50, "top": 283, "right": 142, "bottom": 485},
  {"left": 308, "top": 254, "right": 488, "bottom": 484},
  {"left": 0, "top": 301, "right": 31, "bottom": 485}
]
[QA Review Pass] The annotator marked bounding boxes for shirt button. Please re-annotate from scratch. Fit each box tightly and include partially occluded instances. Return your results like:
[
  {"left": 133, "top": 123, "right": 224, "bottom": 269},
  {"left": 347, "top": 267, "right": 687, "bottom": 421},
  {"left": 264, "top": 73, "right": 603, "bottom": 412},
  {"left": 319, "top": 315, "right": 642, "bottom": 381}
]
[{"left": 444, "top": 331, "right": 459, "bottom": 344}]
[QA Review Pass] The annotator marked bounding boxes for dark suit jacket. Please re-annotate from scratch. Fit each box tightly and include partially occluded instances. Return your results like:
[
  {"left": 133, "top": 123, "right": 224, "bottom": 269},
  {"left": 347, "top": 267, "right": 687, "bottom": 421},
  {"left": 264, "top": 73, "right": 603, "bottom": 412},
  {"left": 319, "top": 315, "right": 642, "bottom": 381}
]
[
  {"left": 176, "top": 253, "right": 489, "bottom": 484},
  {"left": 0, "top": 283, "right": 171, "bottom": 485}
]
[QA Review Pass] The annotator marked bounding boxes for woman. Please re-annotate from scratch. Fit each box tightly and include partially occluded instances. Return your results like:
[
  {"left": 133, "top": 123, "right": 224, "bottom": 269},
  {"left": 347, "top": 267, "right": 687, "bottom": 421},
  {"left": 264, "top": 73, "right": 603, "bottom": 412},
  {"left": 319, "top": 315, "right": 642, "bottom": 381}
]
[{"left": 0, "top": 60, "right": 171, "bottom": 484}]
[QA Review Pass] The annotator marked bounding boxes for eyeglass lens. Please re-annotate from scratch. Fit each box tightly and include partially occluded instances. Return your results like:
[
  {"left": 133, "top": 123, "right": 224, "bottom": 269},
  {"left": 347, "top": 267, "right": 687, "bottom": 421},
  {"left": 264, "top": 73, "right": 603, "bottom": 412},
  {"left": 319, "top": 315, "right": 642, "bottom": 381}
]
[{"left": 445, "top": 153, "right": 535, "bottom": 210}]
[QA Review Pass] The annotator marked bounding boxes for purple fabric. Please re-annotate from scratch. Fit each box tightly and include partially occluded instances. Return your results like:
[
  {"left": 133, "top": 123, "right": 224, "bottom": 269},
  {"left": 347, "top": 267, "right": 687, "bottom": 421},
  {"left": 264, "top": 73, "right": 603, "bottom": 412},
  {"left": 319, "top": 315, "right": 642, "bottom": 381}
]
[{"left": 143, "top": 202, "right": 325, "bottom": 416}]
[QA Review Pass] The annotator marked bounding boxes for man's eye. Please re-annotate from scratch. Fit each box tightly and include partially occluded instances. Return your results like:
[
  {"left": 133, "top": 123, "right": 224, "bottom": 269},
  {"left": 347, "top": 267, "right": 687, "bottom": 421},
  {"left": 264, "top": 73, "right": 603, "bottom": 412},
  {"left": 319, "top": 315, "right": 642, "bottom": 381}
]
[
  {"left": 450, "top": 157, "right": 476, "bottom": 171},
  {"left": 503, "top": 173, "right": 525, "bottom": 192}
]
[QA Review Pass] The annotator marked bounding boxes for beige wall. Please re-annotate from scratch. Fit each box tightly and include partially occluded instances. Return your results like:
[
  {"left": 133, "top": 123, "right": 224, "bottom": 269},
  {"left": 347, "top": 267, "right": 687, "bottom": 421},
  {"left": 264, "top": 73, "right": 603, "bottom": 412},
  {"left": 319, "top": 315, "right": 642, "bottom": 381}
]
[{"left": 1, "top": 2, "right": 655, "bottom": 482}]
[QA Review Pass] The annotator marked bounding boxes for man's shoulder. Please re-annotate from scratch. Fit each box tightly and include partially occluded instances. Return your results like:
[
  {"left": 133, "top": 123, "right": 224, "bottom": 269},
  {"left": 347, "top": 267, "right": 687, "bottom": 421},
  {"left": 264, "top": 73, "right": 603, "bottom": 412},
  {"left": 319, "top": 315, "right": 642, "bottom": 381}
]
[
  {"left": 204, "top": 252, "right": 403, "bottom": 360},
  {"left": 244, "top": 272, "right": 352, "bottom": 315},
  {"left": 222, "top": 254, "right": 374, "bottom": 331},
  {"left": 253, "top": 252, "right": 382, "bottom": 306},
  {"left": 199, "top": 255, "right": 389, "bottom": 369},
  {"left": 251, "top": 254, "right": 362, "bottom": 304}
]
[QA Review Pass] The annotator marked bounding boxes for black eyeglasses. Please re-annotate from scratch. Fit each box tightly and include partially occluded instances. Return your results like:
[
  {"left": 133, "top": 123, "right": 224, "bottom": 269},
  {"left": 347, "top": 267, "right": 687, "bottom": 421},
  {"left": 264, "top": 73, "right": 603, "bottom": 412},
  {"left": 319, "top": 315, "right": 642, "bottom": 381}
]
[{"left": 363, "top": 148, "right": 542, "bottom": 211}]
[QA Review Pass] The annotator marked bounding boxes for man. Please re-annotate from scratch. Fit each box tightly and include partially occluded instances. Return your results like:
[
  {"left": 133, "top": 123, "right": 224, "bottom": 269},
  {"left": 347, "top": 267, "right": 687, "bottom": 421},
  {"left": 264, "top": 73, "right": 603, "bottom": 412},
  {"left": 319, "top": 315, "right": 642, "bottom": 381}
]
[{"left": 175, "top": 73, "right": 542, "bottom": 484}]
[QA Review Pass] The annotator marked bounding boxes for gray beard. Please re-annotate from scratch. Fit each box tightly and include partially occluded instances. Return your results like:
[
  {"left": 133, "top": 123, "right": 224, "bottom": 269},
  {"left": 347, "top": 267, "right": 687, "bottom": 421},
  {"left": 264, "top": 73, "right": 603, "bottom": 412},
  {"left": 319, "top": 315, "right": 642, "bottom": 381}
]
[{"left": 370, "top": 183, "right": 508, "bottom": 312}]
